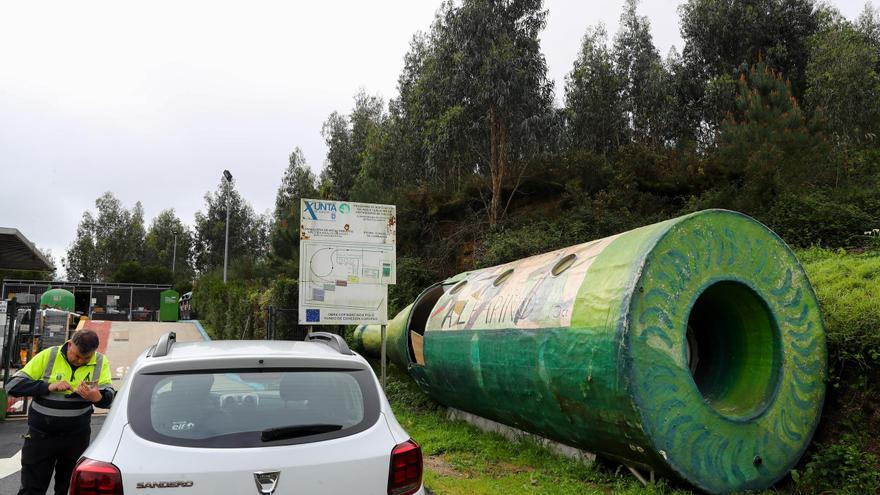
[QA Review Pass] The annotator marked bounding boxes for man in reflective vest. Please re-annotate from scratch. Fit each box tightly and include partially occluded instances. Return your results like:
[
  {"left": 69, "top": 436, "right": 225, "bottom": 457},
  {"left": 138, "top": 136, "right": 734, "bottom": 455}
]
[{"left": 4, "top": 329, "right": 115, "bottom": 495}]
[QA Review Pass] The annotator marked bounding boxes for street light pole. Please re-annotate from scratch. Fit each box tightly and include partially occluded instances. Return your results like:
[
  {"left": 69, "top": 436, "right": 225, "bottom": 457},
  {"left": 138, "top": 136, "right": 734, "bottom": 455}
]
[
  {"left": 222, "top": 170, "right": 233, "bottom": 284},
  {"left": 172, "top": 231, "right": 178, "bottom": 275},
  {"left": 223, "top": 200, "right": 230, "bottom": 284}
]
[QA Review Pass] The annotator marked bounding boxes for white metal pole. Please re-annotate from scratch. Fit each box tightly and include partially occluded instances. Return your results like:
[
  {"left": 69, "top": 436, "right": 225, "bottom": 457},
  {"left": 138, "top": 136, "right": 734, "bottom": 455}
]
[
  {"left": 223, "top": 195, "right": 230, "bottom": 284},
  {"left": 381, "top": 324, "right": 387, "bottom": 390}
]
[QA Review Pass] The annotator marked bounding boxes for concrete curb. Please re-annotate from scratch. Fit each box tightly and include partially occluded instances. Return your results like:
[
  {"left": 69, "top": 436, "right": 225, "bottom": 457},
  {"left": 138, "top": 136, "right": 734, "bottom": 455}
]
[
  {"left": 447, "top": 407, "right": 596, "bottom": 465},
  {"left": 181, "top": 320, "right": 210, "bottom": 341}
]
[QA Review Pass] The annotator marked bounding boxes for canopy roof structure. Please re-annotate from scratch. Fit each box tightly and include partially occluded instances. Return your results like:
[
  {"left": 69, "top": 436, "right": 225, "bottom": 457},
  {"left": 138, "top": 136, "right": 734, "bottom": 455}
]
[{"left": 0, "top": 227, "right": 53, "bottom": 272}]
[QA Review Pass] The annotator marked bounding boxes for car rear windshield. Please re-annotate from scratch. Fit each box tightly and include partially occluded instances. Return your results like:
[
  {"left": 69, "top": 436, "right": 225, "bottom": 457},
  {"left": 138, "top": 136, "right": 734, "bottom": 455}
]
[{"left": 128, "top": 368, "right": 380, "bottom": 448}]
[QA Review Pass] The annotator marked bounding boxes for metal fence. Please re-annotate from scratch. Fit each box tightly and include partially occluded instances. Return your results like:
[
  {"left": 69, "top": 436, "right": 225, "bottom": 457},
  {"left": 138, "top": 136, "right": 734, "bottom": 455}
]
[{"left": 2, "top": 279, "right": 171, "bottom": 321}]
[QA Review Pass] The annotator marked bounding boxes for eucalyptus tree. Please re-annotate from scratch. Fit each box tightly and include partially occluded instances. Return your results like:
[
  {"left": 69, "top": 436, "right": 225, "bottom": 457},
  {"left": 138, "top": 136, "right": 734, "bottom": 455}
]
[
  {"left": 63, "top": 192, "right": 146, "bottom": 281},
  {"left": 63, "top": 212, "right": 100, "bottom": 281},
  {"left": 806, "top": 20, "right": 880, "bottom": 149},
  {"left": 271, "top": 147, "right": 317, "bottom": 264},
  {"left": 613, "top": 0, "right": 669, "bottom": 146},
  {"left": 193, "top": 178, "right": 269, "bottom": 274},
  {"left": 662, "top": 47, "right": 706, "bottom": 146},
  {"left": 857, "top": 3, "right": 880, "bottom": 72},
  {"left": 427, "top": 0, "right": 554, "bottom": 227},
  {"left": 144, "top": 209, "right": 194, "bottom": 278},
  {"left": 677, "top": 0, "right": 825, "bottom": 143},
  {"left": 320, "top": 111, "right": 357, "bottom": 201},
  {"left": 565, "top": 24, "right": 628, "bottom": 152},
  {"left": 380, "top": 33, "right": 451, "bottom": 188},
  {"left": 320, "top": 91, "right": 385, "bottom": 201},
  {"left": 679, "top": 0, "right": 822, "bottom": 100}
]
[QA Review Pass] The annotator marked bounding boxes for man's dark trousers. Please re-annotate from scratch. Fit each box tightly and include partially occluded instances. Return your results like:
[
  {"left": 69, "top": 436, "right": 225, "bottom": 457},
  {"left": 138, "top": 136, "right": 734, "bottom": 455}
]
[{"left": 18, "top": 428, "right": 90, "bottom": 495}]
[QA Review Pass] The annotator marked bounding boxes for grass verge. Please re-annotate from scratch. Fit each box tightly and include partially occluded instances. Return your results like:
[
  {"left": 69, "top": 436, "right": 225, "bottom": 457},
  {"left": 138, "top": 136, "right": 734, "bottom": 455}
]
[{"left": 376, "top": 361, "right": 690, "bottom": 495}]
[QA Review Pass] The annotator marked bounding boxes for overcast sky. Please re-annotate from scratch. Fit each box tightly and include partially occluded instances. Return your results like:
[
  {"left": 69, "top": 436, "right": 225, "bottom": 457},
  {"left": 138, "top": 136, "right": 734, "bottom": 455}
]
[{"left": 0, "top": 0, "right": 870, "bottom": 277}]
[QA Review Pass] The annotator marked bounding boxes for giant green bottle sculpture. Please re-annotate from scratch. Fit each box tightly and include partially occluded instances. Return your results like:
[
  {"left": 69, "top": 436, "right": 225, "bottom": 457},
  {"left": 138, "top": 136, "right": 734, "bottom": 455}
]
[{"left": 355, "top": 210, "right": 826, "bottom": 494}]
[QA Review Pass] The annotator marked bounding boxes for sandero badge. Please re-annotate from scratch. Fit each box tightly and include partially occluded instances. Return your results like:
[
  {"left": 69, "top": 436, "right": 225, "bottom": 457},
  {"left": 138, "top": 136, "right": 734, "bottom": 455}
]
[
  {"left": 254, "top": 471, "right": 280, "bottom": 494},
  {"left": 135, "top": 480, "right": 194, "bottom": 488}
]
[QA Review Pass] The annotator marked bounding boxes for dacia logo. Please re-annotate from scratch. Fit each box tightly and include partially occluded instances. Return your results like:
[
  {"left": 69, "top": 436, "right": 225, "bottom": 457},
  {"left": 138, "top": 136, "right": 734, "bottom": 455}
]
[
  {"left": 136, "top": 481, "right": 194, "bottom": 489},
  {"left": 303, "top": 201, "right": 338, "bottom": 220}
]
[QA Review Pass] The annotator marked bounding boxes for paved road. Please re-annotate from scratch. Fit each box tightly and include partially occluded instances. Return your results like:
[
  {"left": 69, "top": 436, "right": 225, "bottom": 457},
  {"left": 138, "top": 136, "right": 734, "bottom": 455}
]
[
  {"left": 89, "top": 321, "right": 206, "bottom": 386},
  {"left": 0, "top": 415, "right": 105, "bottom": 495}
]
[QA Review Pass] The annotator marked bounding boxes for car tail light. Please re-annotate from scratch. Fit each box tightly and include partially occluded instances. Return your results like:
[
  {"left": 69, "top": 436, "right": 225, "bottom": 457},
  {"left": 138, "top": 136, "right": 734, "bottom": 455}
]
[
  {"left": 69, "top": 458, "right": 123, "bottom": 495},
  {"left": 388, "top": 439, "right": 422, "bottom": 495}
]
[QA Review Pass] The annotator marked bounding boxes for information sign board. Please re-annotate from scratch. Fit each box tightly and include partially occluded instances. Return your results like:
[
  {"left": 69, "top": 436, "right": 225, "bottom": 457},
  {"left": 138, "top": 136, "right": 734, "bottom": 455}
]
[{"left": 298, "top": 199, "right": 396, "bottom": 324}]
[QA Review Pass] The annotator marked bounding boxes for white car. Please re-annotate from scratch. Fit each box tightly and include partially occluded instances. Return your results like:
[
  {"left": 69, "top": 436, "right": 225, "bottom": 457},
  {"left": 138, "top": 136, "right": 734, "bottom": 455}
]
[{"left": 71, "top": 332, "right": 424, "bottom": 495}]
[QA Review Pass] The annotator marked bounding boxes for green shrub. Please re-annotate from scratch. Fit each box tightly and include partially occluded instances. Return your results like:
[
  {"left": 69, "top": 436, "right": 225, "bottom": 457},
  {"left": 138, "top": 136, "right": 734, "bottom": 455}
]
[
  {"left": 266, "top": 276, "right": 299, "bottom": 340},
  {"left": 475, "top": 221, "right": 574, "bottom": 268},
  {"left": 191, "top": 269, "right": 266, "bottom": 340},
  {"left": 389, "top": 257, "right": 440, "bottom": 316},
  {"left": 475, "top": 203, "right": 638, "bottom": 269},
  {"left": 792, "top": 434, "right": 880, "bottom": 494},
  {"left": 764, "top": 191, "right": 875, "bottom": 248},
  {"left": 376, "top": 360, "right": 439, "bottom": 413}
]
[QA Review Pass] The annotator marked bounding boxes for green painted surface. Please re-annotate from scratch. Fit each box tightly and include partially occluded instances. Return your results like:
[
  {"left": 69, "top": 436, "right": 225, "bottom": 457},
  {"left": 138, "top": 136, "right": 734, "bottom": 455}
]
[
  {"left": 40, "top": 288, "right": 74, "bottom": 312},
  {"left": 351, "top": 303, "right": 412, "bottom": 369},
  {"left": 159, "top": 290, "right": 180, "bottom": 322},
  {"left": 684, "top": 281, "right": 780, "bottom": 419},
  {"left": 626, "top": 211, "right": 826, "bottom": 493},
  {"left": 396, "top": 210, "right": 825, "bottom": 494}
]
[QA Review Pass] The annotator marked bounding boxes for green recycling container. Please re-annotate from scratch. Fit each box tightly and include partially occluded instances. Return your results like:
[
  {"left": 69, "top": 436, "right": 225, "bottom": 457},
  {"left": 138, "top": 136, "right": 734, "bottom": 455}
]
[
  {"left": 40, "top": 288, "right": 74, "bottom": 312},
  {"left": 159, "top": 290, "right": 180, "bottom": 322}
]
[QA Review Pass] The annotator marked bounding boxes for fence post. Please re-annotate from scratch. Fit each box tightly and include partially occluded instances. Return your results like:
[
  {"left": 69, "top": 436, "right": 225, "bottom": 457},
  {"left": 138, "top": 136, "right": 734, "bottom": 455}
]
[
  {"left": 381, "top": 324, "right": 387, "bottom": 391},
  {"left": 2, "top": 298, "right": 18, "bottom": 385}
]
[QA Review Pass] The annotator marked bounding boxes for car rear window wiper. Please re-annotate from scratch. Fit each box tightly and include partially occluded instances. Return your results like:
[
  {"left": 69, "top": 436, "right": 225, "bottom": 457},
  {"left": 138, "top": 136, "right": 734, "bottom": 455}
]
[{"left": 261, "top": 424, "right": 343, "bottom": 442}]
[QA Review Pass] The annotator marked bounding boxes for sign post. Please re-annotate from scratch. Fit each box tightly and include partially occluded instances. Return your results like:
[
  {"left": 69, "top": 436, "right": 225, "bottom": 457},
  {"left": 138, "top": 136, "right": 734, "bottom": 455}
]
[
  {"left": 380, "top": 324, "right": 387, "bottom": 389},
  {"left": 298, "top": 199, "right": 396, "bottom": 388}
]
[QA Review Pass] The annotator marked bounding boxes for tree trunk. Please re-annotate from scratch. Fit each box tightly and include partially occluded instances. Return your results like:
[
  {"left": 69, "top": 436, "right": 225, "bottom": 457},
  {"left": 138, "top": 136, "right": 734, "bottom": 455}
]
[
  {"left": 487, "top": 105, "right": 505, "bottom": 229},
  {"left": 497, "top": 115, "right": 508, "bottom": 226}
]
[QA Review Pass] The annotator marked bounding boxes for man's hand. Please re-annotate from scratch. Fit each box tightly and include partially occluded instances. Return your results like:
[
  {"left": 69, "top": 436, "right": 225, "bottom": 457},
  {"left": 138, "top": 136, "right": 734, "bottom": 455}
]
[
  {"left": 75, "top": 382, "right": 102, "bottom": 403},
  {"left": 48, "top": 381, "right": 71, "bottom": 393}
]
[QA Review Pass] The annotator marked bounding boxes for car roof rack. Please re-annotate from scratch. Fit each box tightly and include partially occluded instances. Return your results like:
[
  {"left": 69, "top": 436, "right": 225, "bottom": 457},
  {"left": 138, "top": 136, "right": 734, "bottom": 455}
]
[
  {"left": 149, "top": 331, "right": 177, "bottom": 358},
  {"left": 306, "top": 332, "right": 353, "bottom": 355}
]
